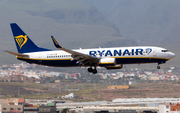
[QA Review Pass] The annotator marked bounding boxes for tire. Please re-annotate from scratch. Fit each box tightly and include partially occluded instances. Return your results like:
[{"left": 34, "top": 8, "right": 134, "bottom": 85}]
[
  {"left": 157, "top": 66, "right": 160, "bottom": 69},
  {"left": 92, "top": 69, "right": 97, "bottom": 74},
  {"left": 88, "top": 68, "right": 93, "bottom": 72}
]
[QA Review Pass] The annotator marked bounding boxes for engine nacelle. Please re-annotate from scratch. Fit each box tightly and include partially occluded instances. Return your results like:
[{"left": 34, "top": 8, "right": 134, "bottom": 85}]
[
  {"left": 105, "top": 65, "right": 123, "bottom": 70},
  {"left": 99, "top": 58, "right": 116, "bottom": 67}
]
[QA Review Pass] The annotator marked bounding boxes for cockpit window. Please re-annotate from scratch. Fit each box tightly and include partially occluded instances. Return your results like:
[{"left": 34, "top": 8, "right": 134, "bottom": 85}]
[{"left": 161, "top": 50, "right": 169, "bottom": 52}]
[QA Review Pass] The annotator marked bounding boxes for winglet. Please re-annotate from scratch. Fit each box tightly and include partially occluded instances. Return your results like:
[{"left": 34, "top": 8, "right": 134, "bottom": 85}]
[{"left": 51, "top": 36, "right": 62, "bottom": 48}]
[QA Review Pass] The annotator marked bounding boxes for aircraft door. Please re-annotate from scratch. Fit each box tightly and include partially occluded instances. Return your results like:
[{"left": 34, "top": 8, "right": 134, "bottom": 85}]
[
  {"left": 38, "top": 54, "right": 42, "bottom": 62},
  {"left": 143, "top": 50, "right": 147, "bottom": 56},
  {"left": 153, "top": 48, "right": 156, "bottom": 56}
]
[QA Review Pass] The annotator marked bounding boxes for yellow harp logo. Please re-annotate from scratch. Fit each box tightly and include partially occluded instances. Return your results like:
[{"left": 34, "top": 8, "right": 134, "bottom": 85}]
[{"left": 15, "top": 35, "right": 28, "bottom": 49}]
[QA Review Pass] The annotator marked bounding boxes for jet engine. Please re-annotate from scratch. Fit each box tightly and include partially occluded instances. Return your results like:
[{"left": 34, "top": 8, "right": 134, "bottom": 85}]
[
  {"left": 105, "top": 65, "right": 123, "bottom": 70},
  {"left": 99, "top": 58, "right": 116, "bottom": 66}
]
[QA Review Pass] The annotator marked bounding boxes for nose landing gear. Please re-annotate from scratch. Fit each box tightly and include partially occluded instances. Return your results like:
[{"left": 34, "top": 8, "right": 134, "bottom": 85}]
[{"left": 157, "top": 61, "right": 166, "bottom": 69}]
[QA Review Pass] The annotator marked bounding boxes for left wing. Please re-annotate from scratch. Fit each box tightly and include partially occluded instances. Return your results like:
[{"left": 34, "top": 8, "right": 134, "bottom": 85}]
[{"left": 51, "top": 36, "right": 99, "bottom": 65}]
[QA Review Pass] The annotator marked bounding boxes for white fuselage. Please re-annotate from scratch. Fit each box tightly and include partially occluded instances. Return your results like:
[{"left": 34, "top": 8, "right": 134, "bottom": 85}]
[{"left": 17, "top": 46, "right": 175, "bottom": 67}]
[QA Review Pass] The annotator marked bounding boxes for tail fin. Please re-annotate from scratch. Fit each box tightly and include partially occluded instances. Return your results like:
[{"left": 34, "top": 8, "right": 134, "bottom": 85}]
[{"left": 10, "top": 23, "right": 51, "bottom": 53}]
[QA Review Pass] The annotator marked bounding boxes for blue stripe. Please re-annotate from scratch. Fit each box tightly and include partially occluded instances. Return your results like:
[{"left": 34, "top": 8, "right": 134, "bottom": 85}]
[
  {"left": 17, "top": 57, "right": 168, "bottom": 67},
  {"left": 116, "top": 58, "right": 167, "bottom": 64}
]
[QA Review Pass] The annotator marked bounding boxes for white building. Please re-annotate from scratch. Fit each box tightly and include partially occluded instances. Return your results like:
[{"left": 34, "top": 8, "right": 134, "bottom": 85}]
[
  {"left": 62, "top": 93, "right": 75, "bottom": 99},
  {"left": 159, "top": 102, "right": 180, "bottom": 113},
  {"left": 159, "top": 104, "right": 170, "bottom": 113}
]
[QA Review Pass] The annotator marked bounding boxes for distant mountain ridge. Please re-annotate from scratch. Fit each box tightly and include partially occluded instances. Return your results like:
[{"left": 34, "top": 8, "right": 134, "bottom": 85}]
[{"left": 84, "top": 0, "right": 180, "bottom": 46}]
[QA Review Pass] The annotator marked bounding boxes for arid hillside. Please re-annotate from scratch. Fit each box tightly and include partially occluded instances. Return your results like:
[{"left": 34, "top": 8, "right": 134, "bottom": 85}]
[{"left": 1, "top": 81, "right": 180, "bottom": 101}]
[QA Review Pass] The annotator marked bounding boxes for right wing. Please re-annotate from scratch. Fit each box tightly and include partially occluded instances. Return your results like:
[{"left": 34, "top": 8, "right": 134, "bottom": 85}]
[{"left": 51, "top": 36, "right": 100, "bottom": 65}]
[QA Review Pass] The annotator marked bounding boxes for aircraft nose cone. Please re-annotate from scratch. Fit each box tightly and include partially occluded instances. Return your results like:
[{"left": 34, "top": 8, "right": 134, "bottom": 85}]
[{"left": 169, "top": 52, "right": 175, "bottom": 59}]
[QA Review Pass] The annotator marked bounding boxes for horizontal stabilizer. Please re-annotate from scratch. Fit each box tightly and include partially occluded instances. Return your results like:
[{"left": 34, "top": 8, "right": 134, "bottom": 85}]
[{"left": 5, "top": 50, "right": 29, "bottom": 57}]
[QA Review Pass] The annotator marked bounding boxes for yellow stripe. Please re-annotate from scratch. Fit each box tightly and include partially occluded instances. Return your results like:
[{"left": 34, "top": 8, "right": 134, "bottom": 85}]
[
  {"left": 17, "top": 56, "right": 72, "bottom": 60},
  {"left": 17, "top": 56, "right": 170, "bottom": 61},
  {"left": 99, "top": 62, "right": 114, "bottom": 64},
  {"left": 111, "top": 57, "right": 170, "bottom": 60}
]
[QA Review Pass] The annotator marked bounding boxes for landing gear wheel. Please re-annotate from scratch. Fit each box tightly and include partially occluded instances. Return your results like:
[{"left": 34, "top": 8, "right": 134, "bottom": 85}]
[
  {"left": 92, "top": 69, "right": 97, "bottom": 74},
  {"left": 88, "top": 66, "right": 98, "bottom": 74},
  {"left": 88, "top": 68, "right": 93, "bottom": 72},
  {"left": 157, "top": 66, "right": 160, "bottom": 69}
]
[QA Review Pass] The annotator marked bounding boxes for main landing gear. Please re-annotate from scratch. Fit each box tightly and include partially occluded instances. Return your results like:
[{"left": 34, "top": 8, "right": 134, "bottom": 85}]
[{"left": 88, "top": 67, "right": 97, "bottom": 74}]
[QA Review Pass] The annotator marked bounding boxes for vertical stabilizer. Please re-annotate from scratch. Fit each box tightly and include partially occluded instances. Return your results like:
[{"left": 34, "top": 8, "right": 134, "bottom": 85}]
[{"left": 10, "top": 23, "right": 50, "bottom": 53}]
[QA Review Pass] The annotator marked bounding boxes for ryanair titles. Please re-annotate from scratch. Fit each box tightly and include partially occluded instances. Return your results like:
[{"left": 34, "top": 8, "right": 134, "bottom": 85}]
[{"left": 89, "top": 48, "right": 152, "bottom": 57}]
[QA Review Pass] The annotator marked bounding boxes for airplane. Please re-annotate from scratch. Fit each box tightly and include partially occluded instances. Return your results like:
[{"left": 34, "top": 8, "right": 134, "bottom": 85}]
[{"left": 5, "top": 23, "right": 175, "bottom": 74}]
